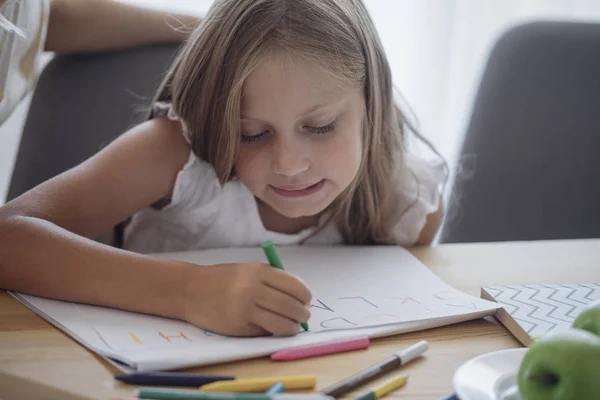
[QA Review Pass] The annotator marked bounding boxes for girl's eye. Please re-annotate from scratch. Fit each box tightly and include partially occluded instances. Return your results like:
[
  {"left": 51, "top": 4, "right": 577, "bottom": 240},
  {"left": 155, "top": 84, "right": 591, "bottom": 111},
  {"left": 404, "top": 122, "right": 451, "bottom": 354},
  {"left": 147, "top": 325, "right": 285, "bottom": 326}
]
[
  {"left": 306, "top": 121, "right": 337, "bottom": 135},
  {"left": 240, "top": 130, "right": 268, "bottom": 143},
  {"left": 240, "top": 121, "right": 337, "bottom": 143}
]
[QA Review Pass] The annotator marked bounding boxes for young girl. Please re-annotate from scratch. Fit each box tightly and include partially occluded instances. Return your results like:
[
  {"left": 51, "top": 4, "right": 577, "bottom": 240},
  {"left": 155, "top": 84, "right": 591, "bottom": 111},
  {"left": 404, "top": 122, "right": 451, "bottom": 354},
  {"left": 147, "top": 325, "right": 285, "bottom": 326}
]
[{"left": 0, "top": 0, "right": 447, "bottom": 337}]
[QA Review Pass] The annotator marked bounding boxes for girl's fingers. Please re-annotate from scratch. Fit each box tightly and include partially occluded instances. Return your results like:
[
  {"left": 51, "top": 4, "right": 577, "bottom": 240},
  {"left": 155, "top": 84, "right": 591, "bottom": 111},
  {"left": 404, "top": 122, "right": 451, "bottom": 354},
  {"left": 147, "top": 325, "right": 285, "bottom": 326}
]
[
  {"left": 229, "top": 323, "right": 269, "bottom": 337},
  {"left": 260, "top": 266, "right": 312, "bottom": 306},
  {"left": 250, "top": 305, "right": 302, "bottom": 336},
  {"left": 255, "top": 285, "right": 310, "bottom": 324}
]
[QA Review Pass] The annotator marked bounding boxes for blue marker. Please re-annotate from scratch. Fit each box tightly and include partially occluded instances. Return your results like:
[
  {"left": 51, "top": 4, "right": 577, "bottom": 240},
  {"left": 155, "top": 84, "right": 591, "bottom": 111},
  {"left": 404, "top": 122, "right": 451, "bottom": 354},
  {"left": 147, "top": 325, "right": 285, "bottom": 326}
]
[
  {"left": 265, "top": 382, "right": 285, "bottom": 395},
  {"left": 115, "top": 371, "right": 234, "bottom": 387}
]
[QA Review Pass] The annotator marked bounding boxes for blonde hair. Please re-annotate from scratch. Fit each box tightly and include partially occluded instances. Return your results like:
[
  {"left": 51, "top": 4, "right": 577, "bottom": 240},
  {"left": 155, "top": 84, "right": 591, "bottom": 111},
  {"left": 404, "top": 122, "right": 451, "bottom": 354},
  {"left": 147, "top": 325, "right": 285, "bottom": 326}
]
[{"left": 151, "top": 0, "right": 441, "bottom": 245}]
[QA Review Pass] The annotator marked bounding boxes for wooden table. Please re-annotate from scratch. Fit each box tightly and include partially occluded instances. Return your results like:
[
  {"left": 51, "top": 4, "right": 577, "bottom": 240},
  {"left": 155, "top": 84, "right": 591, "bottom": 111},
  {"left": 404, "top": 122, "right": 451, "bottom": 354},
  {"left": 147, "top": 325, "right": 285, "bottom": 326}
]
[{"left": 1, "top": 239, "right": 599, "bottom": 400}]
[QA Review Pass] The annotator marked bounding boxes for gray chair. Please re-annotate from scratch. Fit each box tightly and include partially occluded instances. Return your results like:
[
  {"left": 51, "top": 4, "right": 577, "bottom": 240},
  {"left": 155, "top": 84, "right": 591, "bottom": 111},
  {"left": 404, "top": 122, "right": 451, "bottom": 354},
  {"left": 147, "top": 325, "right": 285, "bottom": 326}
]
[
  {"left": 7, "top": 43, "right": 180, "bottom": 202},
  {"left": 441, "top": 21, "right": 600, "bottom": 243}
]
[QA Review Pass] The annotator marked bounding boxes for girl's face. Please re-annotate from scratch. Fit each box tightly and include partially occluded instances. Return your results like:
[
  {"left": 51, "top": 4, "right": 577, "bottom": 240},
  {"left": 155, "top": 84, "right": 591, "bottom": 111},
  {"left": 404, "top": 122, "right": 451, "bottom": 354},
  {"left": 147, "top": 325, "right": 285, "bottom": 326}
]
[{"left": 235, "top": 54, "right": 364, "bottom": 221}]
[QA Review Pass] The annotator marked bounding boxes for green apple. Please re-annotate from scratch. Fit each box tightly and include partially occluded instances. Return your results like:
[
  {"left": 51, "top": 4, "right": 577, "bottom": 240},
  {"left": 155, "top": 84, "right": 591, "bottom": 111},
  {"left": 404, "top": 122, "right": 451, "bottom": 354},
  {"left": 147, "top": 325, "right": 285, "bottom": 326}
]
[
  {"left": 572, "top": 299, "right": 600, "bottom": 337},
  {"left": 518, "top": 328, "right": 600, "bottom": 400}
]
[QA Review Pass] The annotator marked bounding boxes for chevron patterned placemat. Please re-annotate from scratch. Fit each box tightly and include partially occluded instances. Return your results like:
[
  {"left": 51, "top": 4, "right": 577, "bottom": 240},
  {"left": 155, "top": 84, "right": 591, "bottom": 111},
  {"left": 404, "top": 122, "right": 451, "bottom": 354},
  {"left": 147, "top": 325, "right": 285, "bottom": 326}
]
[{"left": 481, "top": 283, "right": 600, "bottom": 346}]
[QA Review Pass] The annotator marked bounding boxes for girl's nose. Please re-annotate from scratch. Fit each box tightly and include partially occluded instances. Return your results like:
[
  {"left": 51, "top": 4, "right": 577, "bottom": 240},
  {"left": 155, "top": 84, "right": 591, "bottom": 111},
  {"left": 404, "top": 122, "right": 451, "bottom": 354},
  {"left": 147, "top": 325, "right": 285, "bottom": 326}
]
[{"left": 272, "top": 136, "right": 310, "bottom": 177}]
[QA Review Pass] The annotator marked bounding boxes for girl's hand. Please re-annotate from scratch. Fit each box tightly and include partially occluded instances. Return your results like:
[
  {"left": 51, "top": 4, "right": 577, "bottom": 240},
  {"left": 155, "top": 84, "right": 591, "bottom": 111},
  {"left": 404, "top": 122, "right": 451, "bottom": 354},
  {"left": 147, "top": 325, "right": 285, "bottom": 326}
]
[{"left": 182, "top": 263, "right": 312, "bottom": 337}]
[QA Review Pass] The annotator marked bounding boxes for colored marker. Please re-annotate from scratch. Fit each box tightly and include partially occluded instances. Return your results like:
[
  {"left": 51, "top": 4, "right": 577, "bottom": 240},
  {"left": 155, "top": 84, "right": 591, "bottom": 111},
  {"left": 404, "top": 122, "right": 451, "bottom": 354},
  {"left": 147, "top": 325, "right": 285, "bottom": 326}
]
[
  {"left": 137, "top": 388, "right": 332, "bottom": 400},
  {"left": 320, "top": 340, "right": 428, "bottom": 398},
  {"left": 261, "top": 241, "right": 309, "bottom": 332},
  {"left": 115, "top": 372, "right": 234, "bottom": 387},
  {"left": 200, "top": 375, "right": 316, "bottom": 392},
  {"left": 265, "top": 382, "right": 285, "bottom": 395},
  {"left": 353, "top": 375, "right": 407, "bottom": 400},
  {"left": 436, "top": 393, "right": 459, "bottom": 400},
  {"left": 271, "top": 337, "right": 370, "bottom": 361}
]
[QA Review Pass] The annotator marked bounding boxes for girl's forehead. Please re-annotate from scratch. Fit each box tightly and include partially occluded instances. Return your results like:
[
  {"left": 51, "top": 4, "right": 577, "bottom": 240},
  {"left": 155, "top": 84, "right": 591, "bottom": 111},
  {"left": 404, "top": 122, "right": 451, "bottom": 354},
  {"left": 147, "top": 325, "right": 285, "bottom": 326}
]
[{"left": 242, "top": 54, "right": 354, "bottom": 107}]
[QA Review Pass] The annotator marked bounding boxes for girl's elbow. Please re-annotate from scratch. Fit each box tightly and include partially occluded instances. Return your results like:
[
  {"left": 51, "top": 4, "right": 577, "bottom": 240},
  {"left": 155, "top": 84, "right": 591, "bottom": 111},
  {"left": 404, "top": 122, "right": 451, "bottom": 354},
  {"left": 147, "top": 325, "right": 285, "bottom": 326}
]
[{"left": 414, "top": 205, "right": 444, "bottom": 246}]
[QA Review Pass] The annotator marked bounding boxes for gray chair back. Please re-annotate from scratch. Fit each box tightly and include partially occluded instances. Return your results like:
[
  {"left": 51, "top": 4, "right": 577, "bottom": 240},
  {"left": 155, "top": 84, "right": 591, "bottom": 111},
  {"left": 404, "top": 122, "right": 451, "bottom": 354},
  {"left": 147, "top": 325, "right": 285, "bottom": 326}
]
[
  {"left": 7, "top": 43, "right": 180, "bottom": 201},
  {"left": 441, "top": 21, "right": 600, "bottom": 243}
]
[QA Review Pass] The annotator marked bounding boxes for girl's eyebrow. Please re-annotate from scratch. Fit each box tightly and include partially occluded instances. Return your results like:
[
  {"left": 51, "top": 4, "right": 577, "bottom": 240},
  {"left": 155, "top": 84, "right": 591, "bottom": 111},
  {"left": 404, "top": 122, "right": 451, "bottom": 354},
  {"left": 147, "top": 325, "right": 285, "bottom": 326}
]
[
  {"left": 296, "top": 98, "right": 346, "bottom": 117},
  {"left": 241, "top": 97, "right": 346, "bottom": 121}
]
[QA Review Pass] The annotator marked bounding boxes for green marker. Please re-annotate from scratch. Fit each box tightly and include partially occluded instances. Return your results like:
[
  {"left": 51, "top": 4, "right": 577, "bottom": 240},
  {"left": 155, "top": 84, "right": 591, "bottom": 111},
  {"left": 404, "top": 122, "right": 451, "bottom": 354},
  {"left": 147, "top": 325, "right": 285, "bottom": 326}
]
[
  {"left": 138, "top": 387, "right": 266, "bottom": 399},
  {"left": 137, "top": 387, "right": 332, "bottom": 399},
  {"left": 261, "top": 240, "right": 309, "bottom": 332}
]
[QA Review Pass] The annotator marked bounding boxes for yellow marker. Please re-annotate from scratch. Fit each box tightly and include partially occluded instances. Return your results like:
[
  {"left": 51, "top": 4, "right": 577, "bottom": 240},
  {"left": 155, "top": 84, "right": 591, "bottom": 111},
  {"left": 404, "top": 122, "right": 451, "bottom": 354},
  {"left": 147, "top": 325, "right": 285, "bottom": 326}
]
[
  {"left": 353, "top": 375, "right": 407, "bottom": 400},
  {"left": 199, "top": 375, "right": 316, "bottom": 392}
]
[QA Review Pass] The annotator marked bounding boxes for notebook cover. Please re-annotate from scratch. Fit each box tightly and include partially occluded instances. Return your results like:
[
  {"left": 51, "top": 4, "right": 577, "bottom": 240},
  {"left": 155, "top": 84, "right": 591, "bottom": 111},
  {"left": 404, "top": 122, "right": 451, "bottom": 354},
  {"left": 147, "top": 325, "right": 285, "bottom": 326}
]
[{"left": 481, "top": 283, "right": 600, "bottom": 346}]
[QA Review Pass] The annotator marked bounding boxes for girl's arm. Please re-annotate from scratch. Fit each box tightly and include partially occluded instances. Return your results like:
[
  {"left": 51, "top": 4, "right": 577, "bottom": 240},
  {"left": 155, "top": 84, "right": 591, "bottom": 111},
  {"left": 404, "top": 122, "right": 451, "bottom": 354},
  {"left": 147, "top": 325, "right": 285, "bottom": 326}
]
[
  {"left": 415, "top": 200, "right": 444, "bottom": 245},
  {"left": 0, "top": 118, "right": 192, "bottom": 318},
  {"left": 0, "top": 118, "right": 310, "bottom": 336},
  {"left": 45, "top": 0, "right": 202, "bottom": 54}
]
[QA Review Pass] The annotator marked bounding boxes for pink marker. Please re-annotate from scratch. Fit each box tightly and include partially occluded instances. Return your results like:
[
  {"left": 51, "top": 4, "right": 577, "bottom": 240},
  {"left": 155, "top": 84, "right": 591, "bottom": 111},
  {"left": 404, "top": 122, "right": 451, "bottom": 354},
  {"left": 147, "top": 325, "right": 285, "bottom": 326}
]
[{"left": 270, "top": 337, "right": 370, "bottom": 361}]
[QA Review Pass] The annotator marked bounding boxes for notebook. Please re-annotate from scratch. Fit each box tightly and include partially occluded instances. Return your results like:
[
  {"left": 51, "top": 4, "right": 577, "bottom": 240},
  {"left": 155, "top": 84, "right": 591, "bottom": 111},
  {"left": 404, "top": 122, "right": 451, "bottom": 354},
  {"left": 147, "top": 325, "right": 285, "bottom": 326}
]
[
  {"left": 481, "top": 283, "right": 600, "bottom": 346},
  {"left": 11, "top": 246, "right": 501, "bottom": 372}
]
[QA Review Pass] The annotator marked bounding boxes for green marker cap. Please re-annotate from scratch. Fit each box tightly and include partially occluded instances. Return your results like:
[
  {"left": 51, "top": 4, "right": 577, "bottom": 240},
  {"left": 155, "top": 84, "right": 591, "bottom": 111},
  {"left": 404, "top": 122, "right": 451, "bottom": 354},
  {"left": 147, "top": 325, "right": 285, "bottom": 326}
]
[
  {"left": 353, "top": 392, "right": 377, "bottom": 400},
  {"left": 261, "top": 240, "right": 284, "bottom": 270}
]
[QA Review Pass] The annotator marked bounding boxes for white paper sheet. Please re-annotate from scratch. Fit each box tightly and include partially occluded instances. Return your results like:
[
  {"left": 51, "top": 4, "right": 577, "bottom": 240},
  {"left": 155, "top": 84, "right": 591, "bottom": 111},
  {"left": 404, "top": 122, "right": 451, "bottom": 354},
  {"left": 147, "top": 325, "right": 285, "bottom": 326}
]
[{"left": 11, "top": 246, "right": 500, "bottom": 371}]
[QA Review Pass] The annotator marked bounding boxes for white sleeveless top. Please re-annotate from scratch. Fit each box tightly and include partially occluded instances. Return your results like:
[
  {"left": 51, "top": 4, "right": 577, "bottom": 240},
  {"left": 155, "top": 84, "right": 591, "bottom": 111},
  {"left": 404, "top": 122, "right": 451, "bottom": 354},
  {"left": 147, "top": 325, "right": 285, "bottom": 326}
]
[{"left": 123, "top": 103, "right": 447, "bottom": 253}]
